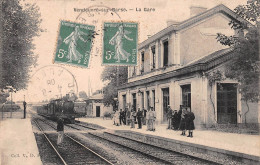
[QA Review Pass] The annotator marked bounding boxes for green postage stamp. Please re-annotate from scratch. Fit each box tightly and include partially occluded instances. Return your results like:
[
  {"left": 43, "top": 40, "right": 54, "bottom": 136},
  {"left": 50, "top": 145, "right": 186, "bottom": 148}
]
[
  {"left": 54, "top": 21, "right": 95, "bottom": 68},
  {"left": 103, "top": 22, "right": 138, "bottom": 65}
]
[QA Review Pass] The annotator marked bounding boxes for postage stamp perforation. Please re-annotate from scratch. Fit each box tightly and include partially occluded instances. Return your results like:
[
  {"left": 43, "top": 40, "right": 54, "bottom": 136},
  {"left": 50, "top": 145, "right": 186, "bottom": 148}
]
[
  {"left": 53, "top": 19, "right": 96, "bottom": 69},
  {"left": 101, "top": 20, "right": 140, "bottom": 67}
]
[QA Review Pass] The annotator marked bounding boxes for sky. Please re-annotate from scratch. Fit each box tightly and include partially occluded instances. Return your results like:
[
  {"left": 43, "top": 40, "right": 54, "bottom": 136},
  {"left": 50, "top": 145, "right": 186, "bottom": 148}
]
[{"left": 12, "top": 0, "right": 248, "bottom": 102}]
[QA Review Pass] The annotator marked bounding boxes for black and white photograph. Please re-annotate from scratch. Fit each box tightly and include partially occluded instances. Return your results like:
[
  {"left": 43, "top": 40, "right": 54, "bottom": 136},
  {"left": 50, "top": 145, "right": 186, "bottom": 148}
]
[{"left": 0, "top": 0, "right": 259, "bottom": 164}]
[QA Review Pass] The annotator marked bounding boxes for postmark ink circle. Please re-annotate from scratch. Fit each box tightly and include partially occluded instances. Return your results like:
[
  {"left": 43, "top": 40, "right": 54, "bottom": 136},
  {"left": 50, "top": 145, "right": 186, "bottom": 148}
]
[{"left": 27, "top": 65, "right": 78, "bottom": 102}]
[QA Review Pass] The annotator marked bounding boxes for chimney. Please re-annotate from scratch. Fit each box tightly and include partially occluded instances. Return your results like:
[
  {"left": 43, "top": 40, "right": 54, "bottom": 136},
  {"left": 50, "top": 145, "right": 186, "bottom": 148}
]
[
  {"left": 167, "top": 20, "right": 180, "bottom": 27},
  {"left": 190, "top": 6, "right": 207, "bottom": 17}
]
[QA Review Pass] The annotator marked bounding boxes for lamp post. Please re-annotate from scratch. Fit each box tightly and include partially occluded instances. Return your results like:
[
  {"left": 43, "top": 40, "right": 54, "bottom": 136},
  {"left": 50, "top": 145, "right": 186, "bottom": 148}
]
[{"left": 137, "top": 89, "right": 142, "bottom": 96}]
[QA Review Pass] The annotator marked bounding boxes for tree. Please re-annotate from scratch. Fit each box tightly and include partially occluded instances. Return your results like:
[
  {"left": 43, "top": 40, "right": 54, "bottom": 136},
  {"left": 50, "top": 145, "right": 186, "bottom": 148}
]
[
  {"left": 0, "top": 91, "right": 9, "bottom": 103},
  {"left": 205, "top": 70, "right": 225, "bottom": 123},
  {"left": 216, "top": 0, "right": 259, "bottom": 124},
  {"left": 101, "top": 66, "right": 128, "bottom": 107},
  {"left": 1, "top": 0, "right": 42, "bottom": 91},
  {"left": 79, "top": 91, "right": 88, "bottom": 100}
]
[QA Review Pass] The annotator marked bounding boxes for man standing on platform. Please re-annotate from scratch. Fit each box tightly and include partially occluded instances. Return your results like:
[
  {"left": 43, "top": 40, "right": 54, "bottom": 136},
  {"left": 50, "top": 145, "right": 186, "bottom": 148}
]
[
  {"left": 142, "top": 108, "right": 147, "bottom": 125},
  {"left": 119, "top": 109, "right": 123, "bottom": 125},
  {"left": 130, "top": 109, "right": 136, "bottom": 128},
  {"left": 186, "top": 107, "right": 195, "bottom": 137},
  {"left": 126, "top": 108, "right": 131, "bottom": 125},
  {"left": 57, "top": 117, "right": 64, "bottom": 146},
  {"left": 23, "top": 101, "right": 27, "bottom": 119},
  {"left": 166, "top": 105, "right": 173, "bottom": 129},
  {"left": 136, "top": 108, "right": 143, "bottom": 129},
  {"left": 151, "top": 107, "right": 156, "bottom": 131}
]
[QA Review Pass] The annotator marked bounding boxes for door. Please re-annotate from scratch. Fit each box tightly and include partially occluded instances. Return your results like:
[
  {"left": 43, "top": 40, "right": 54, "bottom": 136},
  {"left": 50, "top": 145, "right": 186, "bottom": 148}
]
[
  {"left": 217, "top": 83, "right": 237, "bottom": 124},
  {"left": 146, "top": 91, "right": 150, "bottom": 109},
  {"left": 132, "top": 93, "right": 136, "bottom": 111},
  {"left": 162, "top": 88, "right": 169, "bottom": 122},
  {"left": 96, "top": 106, "right": 100, "bottom": 117}
]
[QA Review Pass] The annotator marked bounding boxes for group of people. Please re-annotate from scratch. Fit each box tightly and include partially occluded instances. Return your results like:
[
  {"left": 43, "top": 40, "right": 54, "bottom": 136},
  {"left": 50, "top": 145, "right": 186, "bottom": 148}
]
[
  {"left": 167, "top": 105, "right": 195, "bottom": 137},
  {"left": 113, "top": 105, "right": 195, "bottom": 137},
  {"left": 113, "top": 106, "right": 157, "bottom": 131}
]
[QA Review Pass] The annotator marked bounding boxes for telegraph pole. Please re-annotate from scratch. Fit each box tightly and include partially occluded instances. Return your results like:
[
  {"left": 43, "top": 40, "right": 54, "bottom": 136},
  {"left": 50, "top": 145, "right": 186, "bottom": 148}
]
[
  {"left": 116, "top": 66, "right": 119, "bottom": 87},
  {"left": 10, "top": 91, "right": 12, "bottom": 118}
]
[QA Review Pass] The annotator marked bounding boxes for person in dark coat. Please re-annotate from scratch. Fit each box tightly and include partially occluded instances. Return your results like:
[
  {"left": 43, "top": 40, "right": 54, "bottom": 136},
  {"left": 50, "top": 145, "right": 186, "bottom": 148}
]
[
  {"left": 179, "top": 107, "right": 187, "bottom": 136},
  {"left": 119, "top": 109, "right": 123, "bottom": 125},
  {"left": 136, "top": 108, "right": 143, "bottom": 129},
  {"left": 185, "top": 107, "right": 195, "bottom": 137},
  {"left": 142, "top": 108, "right": 147, "bottom": 125},
  {"left": 23, "top": 101, "right": 27, "bottom": 119},
  {"left": 177, "top": 105, "right": 183, "bottom": 130},
  {"left": 122, "top": 108, "right": 126, "bottom": 125},
  {"left": 57, "top": 117, "right": 64, "bottom": 145},
  {"left": 172, "top": 110, "right": 178, "bottom": 130}
]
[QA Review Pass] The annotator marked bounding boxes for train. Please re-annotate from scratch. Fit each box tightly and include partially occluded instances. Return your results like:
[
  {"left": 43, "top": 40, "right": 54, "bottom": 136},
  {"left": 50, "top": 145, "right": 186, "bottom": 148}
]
[{"left": 37, "top": 99, "right": 86, "bottom": 123}]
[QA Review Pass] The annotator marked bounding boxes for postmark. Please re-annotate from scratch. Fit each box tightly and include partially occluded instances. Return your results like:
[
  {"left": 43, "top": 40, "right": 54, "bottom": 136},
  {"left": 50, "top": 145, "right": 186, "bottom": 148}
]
[
  {"left": 102, "top": 22, "right": 138, "bottom": 65},
  {"left": 27, "top": 65, "right": 78, "bottom": 102},
  {"left": 54, "top": 21, "right": 95, "bottom": 68}
]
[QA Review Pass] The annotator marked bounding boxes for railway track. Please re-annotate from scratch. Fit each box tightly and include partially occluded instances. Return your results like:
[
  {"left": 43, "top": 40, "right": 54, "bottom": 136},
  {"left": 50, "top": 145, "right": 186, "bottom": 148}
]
[
  {"left": 33, "top": 115, "right": 221, "bottom": 164},
  {"left": 33, "top": 118, "right": 114, "bottom": 165},
  {"left": 65, "top": 123, "right": 98, "bottom": 131},
  {"left": 88, "top": 132, "right": 220, "bottom": 165}
]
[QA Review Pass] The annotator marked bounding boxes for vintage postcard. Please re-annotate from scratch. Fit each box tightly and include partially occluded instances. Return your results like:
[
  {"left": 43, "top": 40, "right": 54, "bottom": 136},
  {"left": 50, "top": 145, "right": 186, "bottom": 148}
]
[{"left": 0, "top": 0, "right": 259, "bottom": 165}]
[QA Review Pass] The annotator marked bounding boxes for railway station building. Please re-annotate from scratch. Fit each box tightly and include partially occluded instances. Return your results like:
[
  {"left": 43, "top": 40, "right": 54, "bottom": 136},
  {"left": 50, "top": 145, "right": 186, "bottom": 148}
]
[
  {"left": 85, "top": 92, "right": 113, "bottom": 117},
  {"left": 117, "top": 5, "right": 259, "bottom": 128}
]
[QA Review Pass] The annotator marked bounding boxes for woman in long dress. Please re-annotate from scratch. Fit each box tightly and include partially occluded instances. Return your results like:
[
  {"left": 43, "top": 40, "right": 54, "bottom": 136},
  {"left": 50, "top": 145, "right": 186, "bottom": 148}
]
[
  {"left": 114, "top": 110, "right": 120, "bottom": 126},
  {"left": 63, "top": 26, "right": 88, "bottom": 62},
  {"left": 179, "top": 108, "right": 187, "bottom": 136},
  {"left": 109, "top": 25, "right": 133, "bottom": 63}
]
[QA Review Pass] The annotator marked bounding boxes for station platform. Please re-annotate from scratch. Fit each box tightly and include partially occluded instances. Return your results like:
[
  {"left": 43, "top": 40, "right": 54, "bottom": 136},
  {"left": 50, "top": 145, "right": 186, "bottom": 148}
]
[
  {"left": 0, "top": 111, "right": 42, "bottom": 165},
  {"left": 78, "top": 117, "right": 260, "bottom": 164}
]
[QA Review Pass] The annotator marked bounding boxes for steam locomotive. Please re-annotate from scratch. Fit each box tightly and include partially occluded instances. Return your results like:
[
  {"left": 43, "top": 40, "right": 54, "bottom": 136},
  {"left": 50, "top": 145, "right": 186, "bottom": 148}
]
[{"left": 37, "top": 99, "right": 79, "bottom": 123}]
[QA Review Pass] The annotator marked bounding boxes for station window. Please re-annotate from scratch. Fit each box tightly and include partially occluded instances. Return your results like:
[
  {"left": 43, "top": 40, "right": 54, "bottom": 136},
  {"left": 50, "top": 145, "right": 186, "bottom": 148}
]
[
  {"left": 163, "top": 40, "right": 168, "bottom": 67},
  {"left": 146, "top": 91, "right": 150, "bottom": 109},
  {"left": 122, "top": 95, "right": 126, "bottom": 109},
  {"left": 132, "top": 93, "right": 137, "bottom": 111},
  {"left": 151, "top": 46, "right": 156, "bottom": 70},
  {"left": 181, "top": 84, "right": 191, "bottom": 108},
  {"left": 141, "top": 92, "right": 144, "bottom": 109},
  {"left": 152, "top": 90, "right": 155, "bottom": 109},
  {"left": 132, "top": 66, "right": 136, "bottom": 76},
  {"left": 141, "top": 52, "right": 144, "bottom": 74}
]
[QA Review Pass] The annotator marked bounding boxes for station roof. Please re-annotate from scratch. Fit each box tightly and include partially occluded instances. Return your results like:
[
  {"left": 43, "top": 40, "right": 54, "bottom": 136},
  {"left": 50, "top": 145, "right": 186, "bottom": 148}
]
[
  {"left": 138, "top": 4, "right": 249, "bottom": 49},
  {"left": 87, "top": 93, "right": 104, "bottom": 100}
]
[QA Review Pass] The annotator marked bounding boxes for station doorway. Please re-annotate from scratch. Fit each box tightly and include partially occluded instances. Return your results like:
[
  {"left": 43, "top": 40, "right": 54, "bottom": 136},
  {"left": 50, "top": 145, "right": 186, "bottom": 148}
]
[
  {"left": 96, "top": 106, "right": 100, "bottom": 117},
  {"left": 217, "top": 83, "right": 237, "bottom": 124},
  {"left": 162, "top": 88, "right": 169, "bottom": 123}
]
